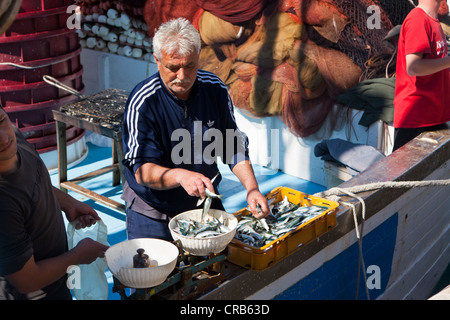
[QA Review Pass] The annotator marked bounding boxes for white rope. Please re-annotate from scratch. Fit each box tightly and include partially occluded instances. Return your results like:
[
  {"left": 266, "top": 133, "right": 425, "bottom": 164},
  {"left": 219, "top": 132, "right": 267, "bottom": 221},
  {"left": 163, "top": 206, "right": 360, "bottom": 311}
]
[
  {"left": 347, "top": 200, "right": 369, "bottom": 300},
  {"left": 314, "top": 179, "right": 450, "bottom": 300},
  {"left": 334, "top": 187, "right": 370, "bottom": 300},
  {"left": 314, "top": 179, "right": 450, "bottom": 199},
  {"left": 385, "top": 46, "right": 397, "bottom": 78}
]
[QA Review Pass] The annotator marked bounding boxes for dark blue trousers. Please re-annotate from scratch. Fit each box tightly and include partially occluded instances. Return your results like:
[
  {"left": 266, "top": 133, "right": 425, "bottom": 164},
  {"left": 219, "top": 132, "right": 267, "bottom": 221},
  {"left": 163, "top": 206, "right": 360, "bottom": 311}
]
[{"left": 126, "top": 199, "right": 225, "bottom": 241}]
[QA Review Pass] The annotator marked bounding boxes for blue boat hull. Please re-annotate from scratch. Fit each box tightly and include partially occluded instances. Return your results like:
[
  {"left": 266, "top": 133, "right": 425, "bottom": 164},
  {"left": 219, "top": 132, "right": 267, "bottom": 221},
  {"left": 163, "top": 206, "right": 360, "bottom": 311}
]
[{"left": 274, "top": 213, "right": 398, "bottom": 300}]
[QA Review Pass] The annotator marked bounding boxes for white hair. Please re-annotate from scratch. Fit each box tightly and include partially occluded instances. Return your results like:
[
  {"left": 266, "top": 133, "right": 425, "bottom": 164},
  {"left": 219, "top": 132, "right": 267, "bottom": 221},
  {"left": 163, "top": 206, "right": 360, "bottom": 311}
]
[{"left": 152, "top": 18, "right": 201, "bottom": 60}]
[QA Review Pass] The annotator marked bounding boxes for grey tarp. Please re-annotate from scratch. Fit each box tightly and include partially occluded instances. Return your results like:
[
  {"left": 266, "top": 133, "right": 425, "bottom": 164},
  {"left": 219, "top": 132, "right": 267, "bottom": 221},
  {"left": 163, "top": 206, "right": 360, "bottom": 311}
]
[{"left": 314, "top": 138, "right": 385, "bottom": 174}]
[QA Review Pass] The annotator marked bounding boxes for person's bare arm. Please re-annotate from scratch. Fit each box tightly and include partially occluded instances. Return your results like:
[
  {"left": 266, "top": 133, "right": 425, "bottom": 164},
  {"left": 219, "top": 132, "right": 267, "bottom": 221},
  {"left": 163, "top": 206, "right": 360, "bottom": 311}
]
[
  {"left": 231, "top": 160, "right": 269, "bottom": 218},
  {"left": 52, "top": 187, "right": 101, "bottom": 228},
  {"left": 135, "top": 162, "right": 214, "bottom": 199},
  {"left": 5, "top": 238, "right": 108, "bottom": 294},
  {"left": 406, "top": 53, "right": 450, "bottom": 76}
]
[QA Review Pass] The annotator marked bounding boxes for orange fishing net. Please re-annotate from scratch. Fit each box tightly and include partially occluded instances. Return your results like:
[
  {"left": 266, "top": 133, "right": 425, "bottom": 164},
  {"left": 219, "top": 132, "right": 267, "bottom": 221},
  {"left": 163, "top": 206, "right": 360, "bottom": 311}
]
[
  {"left": 143, "top": 0, "right": 202, "bottom": 37},
  {"left": 143, "top": 0, "right": 414, "bottom": 137}
]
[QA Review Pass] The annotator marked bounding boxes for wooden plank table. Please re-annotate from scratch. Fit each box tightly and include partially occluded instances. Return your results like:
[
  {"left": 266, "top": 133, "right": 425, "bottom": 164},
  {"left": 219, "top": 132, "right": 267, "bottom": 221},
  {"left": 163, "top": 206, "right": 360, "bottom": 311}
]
[{"left": 52, "top": 88, "right": 128, "bottom": 213}]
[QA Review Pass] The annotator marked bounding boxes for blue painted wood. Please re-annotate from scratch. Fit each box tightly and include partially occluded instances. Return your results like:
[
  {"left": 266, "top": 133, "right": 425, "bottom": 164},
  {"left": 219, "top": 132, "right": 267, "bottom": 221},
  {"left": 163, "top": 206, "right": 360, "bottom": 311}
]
[{"left": 274, "top": 213, "right": 398, "bottom": 300}]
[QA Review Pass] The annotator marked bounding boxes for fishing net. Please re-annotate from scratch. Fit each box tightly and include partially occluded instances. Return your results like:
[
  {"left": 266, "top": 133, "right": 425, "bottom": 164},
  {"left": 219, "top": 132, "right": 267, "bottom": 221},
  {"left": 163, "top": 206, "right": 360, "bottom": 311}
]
[
  {"left": 199, "top": 11, "right": 242, "bottom": 46},
  {"left": 195, "top": 0, "right": 278, "bottom": 24},
  {"left": 376, "top": 0, "right": 415, "bottom": 26},
  {"left": 234, "top": 12, "right": 304, "bottom": 68},
  {"left": 142, "top": 0, "right": 415, "bottom": 137},
  {"left": 199, "top": 45, "right": 234, "bottom": 83},
  {"left": 115, "top": 0, "right": 147, "bottom": 18},
  {"left": 143, "top": 0, "right": 202, "bottom": 37}
]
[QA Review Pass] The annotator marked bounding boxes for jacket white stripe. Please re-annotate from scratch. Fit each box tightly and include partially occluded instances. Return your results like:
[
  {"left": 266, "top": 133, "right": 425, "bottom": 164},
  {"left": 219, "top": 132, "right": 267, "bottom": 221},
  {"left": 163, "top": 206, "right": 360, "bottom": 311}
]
[{"left": 124, "top": 77, "right": 161, "bottom": 165}]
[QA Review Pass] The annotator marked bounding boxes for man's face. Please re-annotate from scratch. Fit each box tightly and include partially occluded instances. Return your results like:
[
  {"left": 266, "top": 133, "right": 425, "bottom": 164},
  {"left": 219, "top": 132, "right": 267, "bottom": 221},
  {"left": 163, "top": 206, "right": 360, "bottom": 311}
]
[
  {"left": 154, "top": 49, "right": 199, "bottom": 100},
  {"left": 0, "top": 108, "right": 17, "bottom": 168}
]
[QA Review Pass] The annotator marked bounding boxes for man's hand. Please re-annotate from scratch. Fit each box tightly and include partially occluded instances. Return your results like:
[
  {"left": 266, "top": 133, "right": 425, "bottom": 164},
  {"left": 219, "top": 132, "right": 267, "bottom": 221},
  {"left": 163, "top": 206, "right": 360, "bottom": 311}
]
[
  {"left": 178, "top": 170, "right": 215, "bottom": 199},
  {"left": 63, "top": 200, "right": 101, "bottom": 228},
  {"left": 231, "top": 161, "right": 270, "bottom": 218},
  {"left": 247, "top": 188, "right": 270, "bottom": 219},
  {"left": 53, "top": 187, "right": 101, "bottom": 228},
  {"left": 135, "top": 163, "right": 215, "bottom": 199},
  {"left": 71, "top": 238, "right": 109, "bottom": 264}
]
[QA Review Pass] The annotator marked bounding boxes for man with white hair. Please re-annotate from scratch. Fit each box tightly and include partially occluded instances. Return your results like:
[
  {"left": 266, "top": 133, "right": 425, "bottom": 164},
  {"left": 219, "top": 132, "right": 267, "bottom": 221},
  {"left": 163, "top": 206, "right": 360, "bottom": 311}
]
[{"left": 122, "top": 18, "right": 269, "bottom": 240}]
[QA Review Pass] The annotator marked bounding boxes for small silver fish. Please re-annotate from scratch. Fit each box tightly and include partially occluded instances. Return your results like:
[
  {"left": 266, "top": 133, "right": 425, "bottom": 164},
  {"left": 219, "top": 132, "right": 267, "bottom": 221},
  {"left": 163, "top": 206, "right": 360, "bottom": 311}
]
[
  {"left": 197, "top": 188, "right": 222, "bottom": 205},
  {"left": 200, "top": 188, "right": 223, "bottom": 222},
  {"left": 195, "top": 230, "right": 221, "bottom": 238},
  {"left": 196, "top": 172, "right": 220, "bottom": 207},
  {"left": 234, "top": 198, "right": 328, "bottom": 248},
  {"left": 173, "top": 216, "right": 230, "bottom": 239}
]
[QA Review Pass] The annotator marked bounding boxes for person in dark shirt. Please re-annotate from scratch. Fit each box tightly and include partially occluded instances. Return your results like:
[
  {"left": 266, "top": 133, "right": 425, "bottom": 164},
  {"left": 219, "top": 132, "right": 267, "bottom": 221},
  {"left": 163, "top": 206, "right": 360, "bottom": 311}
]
[
  {"left": 0, "top": 105, "right": 109, "bottom": 300},
  {"left": 122, "top": 18, "right": 269, "bottom": 240}
]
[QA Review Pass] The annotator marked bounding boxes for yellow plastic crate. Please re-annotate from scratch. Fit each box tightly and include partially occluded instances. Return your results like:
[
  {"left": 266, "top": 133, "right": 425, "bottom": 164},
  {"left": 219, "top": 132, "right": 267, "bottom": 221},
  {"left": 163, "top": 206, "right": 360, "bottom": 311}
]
[{"left": 227, "top": 186, "right": 339, "bottom": 271}]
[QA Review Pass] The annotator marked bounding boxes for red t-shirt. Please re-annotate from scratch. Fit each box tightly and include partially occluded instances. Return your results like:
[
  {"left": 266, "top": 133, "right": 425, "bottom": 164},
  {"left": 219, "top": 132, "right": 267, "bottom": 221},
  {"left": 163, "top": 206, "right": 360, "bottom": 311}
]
[{"left": 393, "top": 8, "right": 450, "bottom": 128}]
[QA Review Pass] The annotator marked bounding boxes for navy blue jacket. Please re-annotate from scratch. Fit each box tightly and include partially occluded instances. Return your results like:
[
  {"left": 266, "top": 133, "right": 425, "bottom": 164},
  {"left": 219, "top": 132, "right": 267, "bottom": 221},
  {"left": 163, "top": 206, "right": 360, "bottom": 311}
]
[{"left": 122, "top": 69, "right": 249, "bottom": 216}]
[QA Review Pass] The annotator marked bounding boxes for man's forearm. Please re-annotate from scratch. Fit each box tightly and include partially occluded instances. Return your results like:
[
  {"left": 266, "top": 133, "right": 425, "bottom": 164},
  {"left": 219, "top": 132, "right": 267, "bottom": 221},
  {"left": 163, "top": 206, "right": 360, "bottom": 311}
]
[
  {"left": 135, "top": 162, "right": 183, "bottom": 190},
  {"left": 52, "top": 186, "right": 79, "bottom": 213},
  {"left": 406, "top": 54, "right": 450, "bottom": 76},
  {"left": 135, "top": 163, "right": 215, "bottom": 198},
  {"left": 7, "top": 249, "right": 84, "bottom": 294},
  {"left": 232, "top": 160, "right": 270, "bottom": 217},
  {"left": 231, "top": 160, "right": 259, "bottom": 194},
  {"left": 6, "top": 238, "right": 107, "bottom": 294}
]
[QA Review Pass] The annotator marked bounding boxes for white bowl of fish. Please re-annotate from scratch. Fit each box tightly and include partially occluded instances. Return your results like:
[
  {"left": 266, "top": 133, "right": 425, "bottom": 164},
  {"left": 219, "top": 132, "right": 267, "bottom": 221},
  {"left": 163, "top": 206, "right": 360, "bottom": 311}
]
[
  {"left": 105, "top": 238, "right": 179, "bottom": 288},
  {"left": 169, "top": 209, "right": 238, "bottom": 256}
]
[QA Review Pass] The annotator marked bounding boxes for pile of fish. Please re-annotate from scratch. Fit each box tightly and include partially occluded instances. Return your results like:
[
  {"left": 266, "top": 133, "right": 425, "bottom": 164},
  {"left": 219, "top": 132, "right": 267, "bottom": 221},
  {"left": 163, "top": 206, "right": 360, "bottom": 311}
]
[
  {"left": 172, "top": 172, "right": 229, "bottom": 239},
  {"left": 234, "top": 196, "right": 328, "bottom": 248},
  {"left": 171, "top": 216, "right": 232, "bottom": 238}
]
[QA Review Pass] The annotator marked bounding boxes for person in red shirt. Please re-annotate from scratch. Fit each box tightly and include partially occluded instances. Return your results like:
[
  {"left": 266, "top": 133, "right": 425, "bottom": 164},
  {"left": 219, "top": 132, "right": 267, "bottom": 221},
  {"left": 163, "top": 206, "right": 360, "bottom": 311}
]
[{"left": 393, "top": 0, "right": 450, "bottom": 151}]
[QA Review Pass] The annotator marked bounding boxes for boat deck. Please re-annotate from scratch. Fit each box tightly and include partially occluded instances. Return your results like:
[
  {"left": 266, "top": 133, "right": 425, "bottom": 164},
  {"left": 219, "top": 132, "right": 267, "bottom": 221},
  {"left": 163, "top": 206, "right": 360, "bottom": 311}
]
[{"left": 49, "top": 140, "right": 326, "bottom": 300}]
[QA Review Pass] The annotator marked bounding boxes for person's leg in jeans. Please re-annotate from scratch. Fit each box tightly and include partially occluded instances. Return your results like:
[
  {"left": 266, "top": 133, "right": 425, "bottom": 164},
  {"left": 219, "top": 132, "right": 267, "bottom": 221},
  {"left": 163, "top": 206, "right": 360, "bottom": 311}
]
[{"left": 126, "top": 208, "right": 173, "bottom": 241}]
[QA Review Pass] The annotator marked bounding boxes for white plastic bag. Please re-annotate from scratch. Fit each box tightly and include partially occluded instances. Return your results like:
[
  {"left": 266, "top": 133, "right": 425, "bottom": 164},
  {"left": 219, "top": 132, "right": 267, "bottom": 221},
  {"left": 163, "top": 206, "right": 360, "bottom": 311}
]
[{"left": 66, "top": 219, "right": 109, "bottom": 300}]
